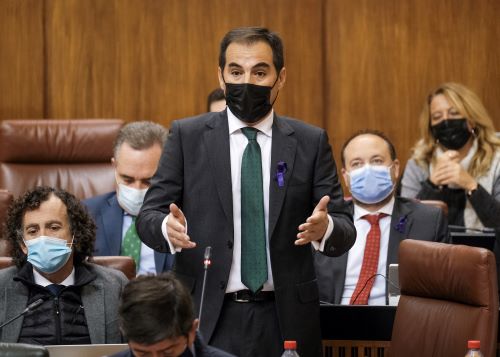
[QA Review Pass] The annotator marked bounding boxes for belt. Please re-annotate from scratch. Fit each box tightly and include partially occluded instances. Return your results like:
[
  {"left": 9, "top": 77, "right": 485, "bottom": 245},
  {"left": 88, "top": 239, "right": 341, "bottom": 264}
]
[{"left": 225, "top": 290, "right": 275, "bottom": 303}]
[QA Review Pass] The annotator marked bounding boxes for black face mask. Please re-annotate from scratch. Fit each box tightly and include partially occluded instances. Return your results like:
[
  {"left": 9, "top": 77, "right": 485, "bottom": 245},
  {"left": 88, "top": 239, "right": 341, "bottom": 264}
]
[
  {"left": 430, "top": 118, "right": 472, "bottom": 150},
  {"left": 224, "top": 76, "right": 279, "bottom": 123}
]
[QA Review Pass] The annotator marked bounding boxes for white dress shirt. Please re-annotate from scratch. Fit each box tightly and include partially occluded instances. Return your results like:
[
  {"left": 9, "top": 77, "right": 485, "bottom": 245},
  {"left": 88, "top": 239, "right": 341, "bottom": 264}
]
[
  {"left": 33, "top": 267, "right": 75, "bottom": 286},
  {"left": 341, "top": 197, "right": 395, "bottom": 305},
  {"left": 162, "top": 108, "right": 333, "bottom": 293}
]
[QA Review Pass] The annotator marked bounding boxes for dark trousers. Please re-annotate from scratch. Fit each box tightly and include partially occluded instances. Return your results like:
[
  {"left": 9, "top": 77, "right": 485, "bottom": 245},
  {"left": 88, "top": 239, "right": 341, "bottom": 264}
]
[{"left": 209, "top": 298, "right": 283, "bottom": 357}]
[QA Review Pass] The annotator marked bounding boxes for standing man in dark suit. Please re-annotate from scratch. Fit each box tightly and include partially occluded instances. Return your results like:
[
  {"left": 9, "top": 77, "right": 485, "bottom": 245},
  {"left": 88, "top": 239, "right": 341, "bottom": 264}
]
[
  {"left": 315, "top": 130, "right": 449, "bottom": 305},
  {"left": 136, "top": 27, "right": 356, "bottom": 357},
  {"left": 84, "top": 121, "right": 173, "bottom": 275}
]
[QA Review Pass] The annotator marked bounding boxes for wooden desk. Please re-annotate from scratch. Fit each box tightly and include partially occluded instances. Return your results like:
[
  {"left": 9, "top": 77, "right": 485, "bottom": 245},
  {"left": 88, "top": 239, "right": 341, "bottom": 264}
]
[{"left": 320, "top": 305, "right": 395, "bottom": 356}]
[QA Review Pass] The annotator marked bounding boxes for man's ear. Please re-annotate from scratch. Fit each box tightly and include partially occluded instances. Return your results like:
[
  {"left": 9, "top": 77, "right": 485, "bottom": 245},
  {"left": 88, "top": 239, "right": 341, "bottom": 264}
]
[
  {"left": 277, "top": 67, "right": 287, "bottom": 90},
  {"left": 341, "top": 167, "right": 350, "bottom": 192},
  {"left": 392, "top": 159, "right": 400, "bottom": 181},
  {"left": 188, "top": 319, "right": 199, "bottom": 346},
  {"left": 111, "top": 157, "right": 116, "bottom": 167},
  {"left": 217, "top": 67, "right": 226, "bottom": 94}
]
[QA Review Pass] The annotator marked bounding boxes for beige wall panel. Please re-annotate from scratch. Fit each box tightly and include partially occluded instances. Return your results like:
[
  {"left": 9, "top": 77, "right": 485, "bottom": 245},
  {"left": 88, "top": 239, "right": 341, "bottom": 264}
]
[
  {"left": 44, "top": 0, "right": 324, "bottom": 127},
  {"left": 325, "top": 0, "right": 500, "bottom": 174},
  {"left": 0, "top": 0, "right": 44, "bottom": 119}
]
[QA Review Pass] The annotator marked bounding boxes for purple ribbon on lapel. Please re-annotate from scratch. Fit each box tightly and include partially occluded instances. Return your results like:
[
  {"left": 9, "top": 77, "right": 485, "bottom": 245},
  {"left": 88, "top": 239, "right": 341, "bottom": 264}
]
[
  {"left": 275, "top": 161, "right": 287, "bottom": 188},
  {"left": 394, "top": 215, "right": 408, "bottom": 234}
]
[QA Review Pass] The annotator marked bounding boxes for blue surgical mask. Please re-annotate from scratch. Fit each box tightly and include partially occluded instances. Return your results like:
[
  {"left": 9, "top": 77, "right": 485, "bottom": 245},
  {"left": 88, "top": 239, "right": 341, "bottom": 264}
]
[
  {"left": 24, "top": 236, "right": 73, "bottom": 274},
  {"left": 348, "top": 164, "right": 394, "bottom": 204},
  {"left": 117, "top": 184, "right": 148, "bottom": 216}
]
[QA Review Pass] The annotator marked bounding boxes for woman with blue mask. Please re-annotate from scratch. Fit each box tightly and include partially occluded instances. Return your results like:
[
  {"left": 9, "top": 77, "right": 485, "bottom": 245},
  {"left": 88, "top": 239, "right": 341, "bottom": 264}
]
[
  {"left": 0, "top": 186, "right": 128, "bottom": 345},
  {"left": 401, "top": 83, "right": 500, "bottom": 232}
]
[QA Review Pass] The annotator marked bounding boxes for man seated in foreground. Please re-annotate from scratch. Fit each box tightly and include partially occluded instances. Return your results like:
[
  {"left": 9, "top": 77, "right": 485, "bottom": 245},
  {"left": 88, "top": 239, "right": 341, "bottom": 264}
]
[
  {"left": 315, "top": 130, "right": 449, "bottom": 305},
  {"left": 0, "top": 186, "right": 128, "bottom": 344},
  {"left": 111, "top": 273, "right": 235, "bottom": 357}
]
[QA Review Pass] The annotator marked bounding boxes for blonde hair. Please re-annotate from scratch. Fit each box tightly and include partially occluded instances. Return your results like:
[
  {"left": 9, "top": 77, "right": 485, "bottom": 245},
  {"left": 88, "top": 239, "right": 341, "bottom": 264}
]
[{"left": 411, "top": 82, "right": 500, "bottom": 178}]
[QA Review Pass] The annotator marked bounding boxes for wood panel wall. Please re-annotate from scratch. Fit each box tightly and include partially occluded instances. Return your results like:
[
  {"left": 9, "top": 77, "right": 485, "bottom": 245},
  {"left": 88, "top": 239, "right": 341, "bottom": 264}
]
[{"left": 0, "top": 0, "right": 499, "bottom": 172}]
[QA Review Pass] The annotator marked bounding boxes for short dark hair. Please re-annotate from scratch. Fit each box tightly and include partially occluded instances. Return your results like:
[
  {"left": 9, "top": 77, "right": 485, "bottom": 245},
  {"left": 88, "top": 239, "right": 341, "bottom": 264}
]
[
  {"left": 341, "top": 129, "right": 397, "bottom": 166},
  {"left": 113, "top": 121, "right": 168, "bottom": 158},
  {"left": 207, "top": 88, "right": 225, "bottom": 112},
  {"left": 219, "top": 27, "right": 285, "bottom": 73},
  {"left": 119, "top": 273, "right": 195, "bottom": 344},
  {"left": 5, "top": 186, "right": 96, "bottom": 268}
]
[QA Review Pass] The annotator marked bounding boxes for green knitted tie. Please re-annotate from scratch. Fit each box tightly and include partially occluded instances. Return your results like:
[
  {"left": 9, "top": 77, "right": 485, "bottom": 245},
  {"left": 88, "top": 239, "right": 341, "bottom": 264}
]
[
  {"left": 240, "top": 127, "right": 268, "bottom": 293},
  {"left": 121, "top": 217, "right": 141, "bottom": 271}
]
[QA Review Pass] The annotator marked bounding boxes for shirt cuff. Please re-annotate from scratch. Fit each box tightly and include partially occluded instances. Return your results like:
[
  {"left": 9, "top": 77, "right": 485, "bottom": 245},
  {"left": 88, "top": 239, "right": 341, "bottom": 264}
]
[
  {"left": 161, "top": 214, "right": 182, "bottom": 253},
  {"left": 311, "top": 214, "right": 334, "bottom": 252}
]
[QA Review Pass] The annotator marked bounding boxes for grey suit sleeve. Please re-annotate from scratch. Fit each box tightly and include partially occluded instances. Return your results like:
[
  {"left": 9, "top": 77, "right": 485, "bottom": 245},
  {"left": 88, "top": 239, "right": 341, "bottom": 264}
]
[
  {"left": 137, "top": 121, "right": 183, "bottom": 253},
  {"left": 468, "top": 182, "right": 500, "bottom": 228},
  {"left": 314, "top": 130, "right": 356, "bottom": 257},
  {"left": 433, "top": 205, "right": 450, "bottom": 243}
]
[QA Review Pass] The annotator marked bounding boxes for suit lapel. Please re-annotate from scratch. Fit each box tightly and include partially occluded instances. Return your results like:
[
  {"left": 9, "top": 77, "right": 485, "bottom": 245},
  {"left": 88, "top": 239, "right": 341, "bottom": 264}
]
[
  {"left": 102, "top": 195, "right": 124, "bottom": 255},
  {"left": 269, "top": 115, "right": 296, "bottom": 239},
  {"left": 204, "top": 113, "right": 233, "bottom": 226},
  {"left": 387, "top": 197, "right": 414, "bottom": 266},
  {"left": 81, "top": 280, "right": 106, "bottom": 344},
  {"left": 3, "top": 286, "right": 28, "bottom": 342}
]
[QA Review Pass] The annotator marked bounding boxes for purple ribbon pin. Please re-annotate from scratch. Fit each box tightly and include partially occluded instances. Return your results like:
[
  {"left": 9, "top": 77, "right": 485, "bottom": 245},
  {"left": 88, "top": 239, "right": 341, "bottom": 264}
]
[
  {"left": 394, "top": 215, "right": 408, "bottom": 234},
  {"left": 275, "top": 161, "right": 287, "bottom": 188}
]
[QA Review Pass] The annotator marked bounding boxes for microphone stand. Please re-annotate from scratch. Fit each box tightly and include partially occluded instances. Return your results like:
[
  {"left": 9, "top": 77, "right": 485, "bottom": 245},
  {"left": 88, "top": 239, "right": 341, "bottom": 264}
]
[
  {"left": 198, "top": 246, "right": 212, "bottom": 330},
  {"left": 0, "top": 298, "right": 45, "bottom": 329}
]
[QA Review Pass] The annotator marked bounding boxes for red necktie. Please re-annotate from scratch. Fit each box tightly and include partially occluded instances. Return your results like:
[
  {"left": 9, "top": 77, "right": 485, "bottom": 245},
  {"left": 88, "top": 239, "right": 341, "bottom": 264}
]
[{"left": 350, "top": 213, "right": 387, "bottom": 305}]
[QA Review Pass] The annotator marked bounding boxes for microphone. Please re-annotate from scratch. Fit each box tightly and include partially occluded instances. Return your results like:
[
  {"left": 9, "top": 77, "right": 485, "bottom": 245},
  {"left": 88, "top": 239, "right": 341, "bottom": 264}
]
[
  {"left": 197, "top": 246, "right": 212, "bottom": 329},
  {"left": 448, "top": 225, "right": 496, "bottom": 233},
  {"left": 351, "top": 274, "right": 399, "bottom": 305},
  {"left": 0, "top": 298, "right": 45, "bottom": 329}
]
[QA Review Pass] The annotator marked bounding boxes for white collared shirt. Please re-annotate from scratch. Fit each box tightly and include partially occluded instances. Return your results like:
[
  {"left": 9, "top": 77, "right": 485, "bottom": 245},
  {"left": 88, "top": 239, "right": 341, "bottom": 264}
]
[
  {"left": 341, "top": 197, "right": 395, "bottom": 305},
  {"left": 32, "top": 267, "right": 75, "bottom": 287},
  {"left": 162, "top": 108, "right": 333, "bottom": 293}
]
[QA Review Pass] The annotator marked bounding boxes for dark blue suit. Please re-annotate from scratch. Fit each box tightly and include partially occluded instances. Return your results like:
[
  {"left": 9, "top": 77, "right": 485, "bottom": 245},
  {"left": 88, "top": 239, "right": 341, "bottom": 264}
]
[{"left": 84, "top": 192, "right": 174, "bottom": 273}]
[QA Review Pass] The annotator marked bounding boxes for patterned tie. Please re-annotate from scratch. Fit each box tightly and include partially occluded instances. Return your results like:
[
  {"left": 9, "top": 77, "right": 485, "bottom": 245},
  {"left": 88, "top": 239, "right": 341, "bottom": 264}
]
[
  {"left": 240, "top": 127, "right": 268, "bottom": 293},
  {"left": 350, "top": 213, "right": 387, "bottom": 305},
  {"left": 121, "top": 217, "right": 141, "bottom": 271},
  {"left": 47, "top": 284, "right": 65, "bottom": 296}
]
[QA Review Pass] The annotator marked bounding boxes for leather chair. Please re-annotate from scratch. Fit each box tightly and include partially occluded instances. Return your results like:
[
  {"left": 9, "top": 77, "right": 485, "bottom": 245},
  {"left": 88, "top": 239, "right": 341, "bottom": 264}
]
[
  {"left": 0, "top": 119, "right": 123, "bottom": 199},
  {"left": 390, "top": 240, "right": 498, "bottom": 357},
  {"left": 0, "top": 190, "right": 13, "bottom": 256},
  {"left": 419, "top": 199, "right": 448, "bottom": 217},
  {"left": 0, "top": 256, "right": 135, "bottom": 280},
  {"left": 0, "top": 343, "right": 48, "bottom": 357}
]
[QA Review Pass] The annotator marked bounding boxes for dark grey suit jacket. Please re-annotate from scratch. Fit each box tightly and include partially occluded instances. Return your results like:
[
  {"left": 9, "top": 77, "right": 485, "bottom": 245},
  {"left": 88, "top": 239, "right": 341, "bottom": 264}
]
[
  {"left": 0, "top": 263, "right": 127, "bottom": 343},
  {"left": 136, "top": 111, "right": 356, "bottom": 357},
  {"left": 314, "top": 196, "right": 449, "bottom": 304}
]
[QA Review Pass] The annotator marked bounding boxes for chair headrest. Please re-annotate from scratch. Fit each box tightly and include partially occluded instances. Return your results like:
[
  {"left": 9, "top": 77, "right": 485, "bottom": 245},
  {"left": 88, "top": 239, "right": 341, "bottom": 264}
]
[
  {"left": 0, "top": 119, "right": 123, "bottom": 163},
  {"left": 399, "top": 239, "right": 498, "bottom": 306}
]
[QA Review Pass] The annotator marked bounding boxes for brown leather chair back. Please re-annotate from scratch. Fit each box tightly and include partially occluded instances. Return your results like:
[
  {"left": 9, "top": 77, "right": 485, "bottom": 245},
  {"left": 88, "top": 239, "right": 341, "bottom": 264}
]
[
  {"left": 0, "top": 190, "right": 14, "bottom": 256},
  {"left": 419, "top": 199, "right": 448, "bottom": 217},
  {"left": 391, "top": 240, "right": 498, "bottom": 357},
  {"left": 88, "top": 256, "right": 136, "bottom": 280},
  {"left": 0, "top": 256, "right": 135, "bottom": 280},
  {"left": 0, "top": 119, "right": 123, "bottom": 199}
]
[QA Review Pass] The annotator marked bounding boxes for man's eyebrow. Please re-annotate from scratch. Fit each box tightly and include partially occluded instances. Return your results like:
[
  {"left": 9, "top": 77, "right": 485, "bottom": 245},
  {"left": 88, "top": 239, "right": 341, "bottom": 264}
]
[
  {"left": 227, "top": 62, "right": 243, "bottom": 68},
  {"left": 252, "top": 62, "right": 271, "bottom": 69}
]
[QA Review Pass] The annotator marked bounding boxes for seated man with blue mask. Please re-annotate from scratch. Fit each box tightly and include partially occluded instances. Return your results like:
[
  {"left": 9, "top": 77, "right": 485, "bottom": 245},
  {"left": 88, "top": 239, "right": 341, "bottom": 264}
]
[
  {"left": 84, "top": 121, "right": 174, "bottom": 275},
  {"left": 314, "top": 130, "right": 449, "bottom": 305},
  {"left": 0, "top": 186, "right": 127, "bottom": 344}
]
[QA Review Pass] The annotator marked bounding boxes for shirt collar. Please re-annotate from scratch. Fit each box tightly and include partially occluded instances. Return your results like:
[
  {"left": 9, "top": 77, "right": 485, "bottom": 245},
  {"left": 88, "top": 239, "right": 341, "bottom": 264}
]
[
  {"left": 32, "top": 267, "right": 75, "bottom": 287},
  {"left": 353, "top": 196, "right": 395, "bottom": 221},
  {"left": 227, "top": 107, "right": 273, "bottom": 137}
]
